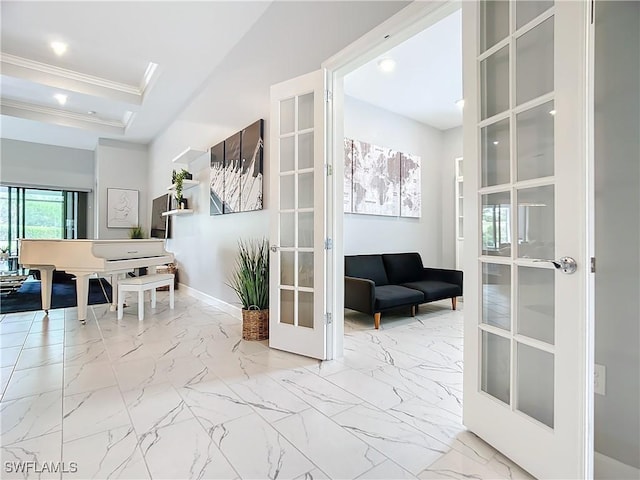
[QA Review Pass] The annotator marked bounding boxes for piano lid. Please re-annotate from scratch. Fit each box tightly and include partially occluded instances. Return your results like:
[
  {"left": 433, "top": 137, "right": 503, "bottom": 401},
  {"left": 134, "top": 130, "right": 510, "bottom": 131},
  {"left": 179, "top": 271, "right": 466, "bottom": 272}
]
[{"left": 19, "top": 239, "right": 172, "bottom": 267}]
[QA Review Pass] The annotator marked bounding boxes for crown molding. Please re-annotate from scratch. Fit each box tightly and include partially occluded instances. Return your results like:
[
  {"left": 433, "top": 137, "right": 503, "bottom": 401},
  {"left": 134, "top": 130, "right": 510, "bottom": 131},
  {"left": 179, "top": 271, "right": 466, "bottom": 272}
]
[
  {"left": 1, "top": 53, "right": 140, "bottom": 95},
  {"left": 0, "top": 53, "right": 159, "bottom": 105},
  {"left": 1, "top": 98, "right": 126, "bottom": 134}
]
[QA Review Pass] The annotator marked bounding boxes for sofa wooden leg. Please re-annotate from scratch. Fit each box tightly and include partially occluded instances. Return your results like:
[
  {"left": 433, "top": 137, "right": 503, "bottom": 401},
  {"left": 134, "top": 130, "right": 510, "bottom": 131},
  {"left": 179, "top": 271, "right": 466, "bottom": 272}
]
[
  {"left": 411, "top": 305, "right": 416, "bottom": 317},
  {"left": 452, "top": 297, "right": 457, "bottom": 310},
  {"left": 374, "top": 312, "right": 381, "bottom": 329}
]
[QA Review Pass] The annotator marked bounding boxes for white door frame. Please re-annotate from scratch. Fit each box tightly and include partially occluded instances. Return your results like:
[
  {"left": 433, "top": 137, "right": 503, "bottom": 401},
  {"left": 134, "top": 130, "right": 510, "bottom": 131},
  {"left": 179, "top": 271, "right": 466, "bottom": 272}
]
[
  {"left": 321, "top": 0, "right": 462, "bottom": 359},
  {"left": 320, "top": 0, "right": 594, "bottom": 475}
]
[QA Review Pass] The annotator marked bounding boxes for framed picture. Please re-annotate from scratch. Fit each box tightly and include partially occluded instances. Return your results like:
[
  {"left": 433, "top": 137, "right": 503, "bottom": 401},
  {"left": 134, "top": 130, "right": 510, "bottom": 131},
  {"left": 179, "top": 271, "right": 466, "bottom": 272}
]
[
  {"left": 352, "top": 139, "right": 400, "bottom": 216},
  {"left": 344, "top": 138, "right": 353, "bottom": 213},
  {"left": 209, "top": 119, "right": 264, "bottom": 216},
  {"left": 209, "top": 141, "right": 225, "bottom": 216},
  {"left": 239, "top": 119, "right": 264, "bottom": 212},
  {"left": 344, "top": 137, "right": 421, "bottom": 218},
  {"left": 223, "top": 132, "right": 242, "bottom": 214},
  {"left": 107, "top": 188, "right": 139, "bottom": 228},
  {"left": 400, "top": 153, "right": 421, "bottom": 218}
]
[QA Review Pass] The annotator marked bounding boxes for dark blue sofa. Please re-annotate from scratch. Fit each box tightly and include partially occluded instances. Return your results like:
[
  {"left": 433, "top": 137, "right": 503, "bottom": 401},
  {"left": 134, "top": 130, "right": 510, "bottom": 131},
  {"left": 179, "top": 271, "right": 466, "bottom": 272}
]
[{"left": 345, "top": 252, "right": 463, "bottom": 329}]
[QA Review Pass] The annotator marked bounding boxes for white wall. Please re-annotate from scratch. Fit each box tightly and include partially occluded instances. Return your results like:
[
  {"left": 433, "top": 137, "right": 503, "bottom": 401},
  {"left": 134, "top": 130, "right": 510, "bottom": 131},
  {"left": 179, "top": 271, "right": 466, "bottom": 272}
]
[
  {"left": 148, "top": 1, "right": 407, "bottom": 307},
  {"left": 95, "top": 139, "right": 149, "bottom": 239},
  {"left": 343, "top": 96, "right": 461, "bottom": 268},
  {"left": 0, "top": 138, "right": 96, "bottom": 237},
  {"left": 0, "top": 138, "right": 94, "bottom": 191},
  {"left": 594, "top": 1, "right": 640, "bottom": 473},
  {"left": 442, "top": 126, "right": 463, "bottom": 267}
]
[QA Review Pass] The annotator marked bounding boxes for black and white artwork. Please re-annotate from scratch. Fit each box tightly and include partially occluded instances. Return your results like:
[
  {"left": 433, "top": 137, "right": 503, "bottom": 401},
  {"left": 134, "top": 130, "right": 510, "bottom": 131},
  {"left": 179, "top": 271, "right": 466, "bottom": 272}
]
[
  {"left": 239, "top": 119, "right": 264, "bottom": 212},
  {"left": 224, "top": 132, "right": 242, "bottom": 213},
  {"left": 209, "top": 119, "right": 264, "bottom": 216},
  {"left": 107, "top": 188, "right": 138, "bottom": 228},
  {"left": 344, "top": 138, "right": 421, "bottom": 218},
  {"left": 344, "top": 138, "right": 353, "bottom": 213},
  {"left": 400, "top": 153, "right": 421, "bottom": 218},
  {"left": 209, "top": 141, "right": 224, "bottom": 216},
  {"left": 352, "top": 139, "right": 400, "bottom": 216}
]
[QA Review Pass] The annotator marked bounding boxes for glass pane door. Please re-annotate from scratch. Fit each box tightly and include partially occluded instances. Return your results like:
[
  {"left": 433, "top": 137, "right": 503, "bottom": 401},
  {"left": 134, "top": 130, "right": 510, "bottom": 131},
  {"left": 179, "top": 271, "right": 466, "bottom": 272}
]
[
  {"left": 269, "top": 70, "right": 327, "bottom": 360},
  {"left": 278, "top": 93, "right": 316, "bottom": 330},
  {"left": 478, "top": 0, "right": 556, "bottom": 428},
  {"left": 463, "top": 0, "right": 591, "bottom": 476}
]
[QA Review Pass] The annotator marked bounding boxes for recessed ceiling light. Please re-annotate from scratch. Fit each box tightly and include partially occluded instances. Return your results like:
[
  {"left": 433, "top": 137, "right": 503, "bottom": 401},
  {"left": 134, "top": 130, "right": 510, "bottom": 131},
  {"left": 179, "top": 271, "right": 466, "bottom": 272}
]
[
  {"left": 493, "top": 141, "right": 500, "bottom": 145},
  {"left": 549, "top": 109, "right": 556, "bottom": 116},
  {"left": 50, "top": 41, "right": 68, "bottom": 56},
  {"left": 377, "top": 57, "right": 396, "bottom": 73},
  {"left": 54, "top": 94, "right": 67, "bottom": 105},
  {"left": 456, "top": 99, "right": 465, "bottom": 109}
]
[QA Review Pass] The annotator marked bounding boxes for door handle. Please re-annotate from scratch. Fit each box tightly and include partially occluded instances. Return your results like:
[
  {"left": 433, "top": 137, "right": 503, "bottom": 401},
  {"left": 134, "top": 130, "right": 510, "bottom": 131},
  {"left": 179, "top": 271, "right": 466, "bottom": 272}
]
[
  {"left": 270, "top": 245, "right": 279, "bottom": 252},
  {"left": 534, "top": 256, "right": 577, "bottom": 274}
]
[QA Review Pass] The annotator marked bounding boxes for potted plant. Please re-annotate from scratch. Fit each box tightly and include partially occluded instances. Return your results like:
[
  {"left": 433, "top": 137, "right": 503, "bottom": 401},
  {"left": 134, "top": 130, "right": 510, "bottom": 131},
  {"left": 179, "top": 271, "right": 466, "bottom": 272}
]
[
  {"left": 173, "top": 169, "right": 190, "bottom": 209},
  {"left": 129, "top": 226, "right": 145, "bottom": 239},
  {"left": 228, "top": 238, "right": 269, "bottom": 341}
]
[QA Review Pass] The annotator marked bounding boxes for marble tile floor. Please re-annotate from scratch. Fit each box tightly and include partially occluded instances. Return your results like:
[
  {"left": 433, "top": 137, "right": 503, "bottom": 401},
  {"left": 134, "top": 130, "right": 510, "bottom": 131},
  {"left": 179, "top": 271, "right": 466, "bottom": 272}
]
[{"left": 0, "top": 292, "right": 535, "bottom": 480}]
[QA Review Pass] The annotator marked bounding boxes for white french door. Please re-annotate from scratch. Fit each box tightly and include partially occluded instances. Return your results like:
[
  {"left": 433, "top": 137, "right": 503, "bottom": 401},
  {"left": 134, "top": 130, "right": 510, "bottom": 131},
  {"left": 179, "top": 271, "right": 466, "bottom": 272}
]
[
  {"left": 269, "top": 70, "right": 328, "bottom": 360},
  {"left": 462, "top": 1, "right": 592, "bottom": 479}
]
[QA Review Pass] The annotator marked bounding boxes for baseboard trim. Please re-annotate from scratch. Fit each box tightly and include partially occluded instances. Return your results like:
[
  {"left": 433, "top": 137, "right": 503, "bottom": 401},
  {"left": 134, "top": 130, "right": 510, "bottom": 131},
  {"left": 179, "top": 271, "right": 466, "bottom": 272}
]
[
  {"left": 595, "top": 452, "right": 640, "bottom": 479},
  {"left": 178, "top": 283, "right": 242, "bottom": 321}
]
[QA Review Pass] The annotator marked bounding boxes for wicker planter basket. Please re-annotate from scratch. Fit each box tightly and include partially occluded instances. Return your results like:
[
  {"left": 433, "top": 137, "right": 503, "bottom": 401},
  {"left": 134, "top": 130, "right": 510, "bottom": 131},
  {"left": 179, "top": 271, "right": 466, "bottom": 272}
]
[
  {"left": 242, "top": 308, "right": 269, "bottom": 341},
  {"left": 156, "top": 263, "right": 178, "bottom": 291}
]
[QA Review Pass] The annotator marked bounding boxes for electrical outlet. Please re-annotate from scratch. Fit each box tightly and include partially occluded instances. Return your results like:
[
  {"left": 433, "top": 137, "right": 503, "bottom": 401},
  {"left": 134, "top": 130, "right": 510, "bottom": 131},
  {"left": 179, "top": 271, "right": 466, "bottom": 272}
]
[{"left": 594, "top": 364, "right": 606, "bottom": 395}]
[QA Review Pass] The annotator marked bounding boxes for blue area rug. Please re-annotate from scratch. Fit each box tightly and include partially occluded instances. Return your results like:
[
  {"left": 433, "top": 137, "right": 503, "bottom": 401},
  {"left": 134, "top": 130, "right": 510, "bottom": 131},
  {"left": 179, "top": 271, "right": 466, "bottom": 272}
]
[{"left": 0, "top": 279, "right": 112, "bottom": 314}]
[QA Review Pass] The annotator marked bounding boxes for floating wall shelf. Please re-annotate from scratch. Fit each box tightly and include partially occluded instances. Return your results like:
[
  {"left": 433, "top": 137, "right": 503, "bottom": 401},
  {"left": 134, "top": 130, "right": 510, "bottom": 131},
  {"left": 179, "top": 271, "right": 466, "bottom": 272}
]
[
  {"left": 162, "top": 209, "right": 194, "bottom": 217},
  {"left": 166, "top": 179, "right": 199, "bottom": 191},
  {"left": 171, "top": 147, "right": 207, "bottom": 165}
]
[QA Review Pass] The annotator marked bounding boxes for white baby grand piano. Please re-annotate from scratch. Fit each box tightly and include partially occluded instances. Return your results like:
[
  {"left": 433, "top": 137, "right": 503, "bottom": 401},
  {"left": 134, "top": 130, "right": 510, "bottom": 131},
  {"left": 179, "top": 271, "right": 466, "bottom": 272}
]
[{"left": 19, "top": 239, "right": 174, "bottom": 323}]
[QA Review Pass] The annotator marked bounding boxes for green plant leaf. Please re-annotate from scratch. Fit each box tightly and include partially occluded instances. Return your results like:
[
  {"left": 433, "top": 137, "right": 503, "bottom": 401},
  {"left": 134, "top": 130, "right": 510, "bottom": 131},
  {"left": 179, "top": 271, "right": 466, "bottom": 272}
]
[{"left": 227, "top": 237, "right": 269, "bottom": 310}]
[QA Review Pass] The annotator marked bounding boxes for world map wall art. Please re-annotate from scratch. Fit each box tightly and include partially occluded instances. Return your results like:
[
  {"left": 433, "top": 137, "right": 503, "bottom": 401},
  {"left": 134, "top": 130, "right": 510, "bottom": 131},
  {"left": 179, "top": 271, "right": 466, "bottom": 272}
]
[
  {"left": 210, "top": 119, "right": 264, "bottom": 215},
  {"left": 344, "top": 138, "right": 421, "bottom": 218}
]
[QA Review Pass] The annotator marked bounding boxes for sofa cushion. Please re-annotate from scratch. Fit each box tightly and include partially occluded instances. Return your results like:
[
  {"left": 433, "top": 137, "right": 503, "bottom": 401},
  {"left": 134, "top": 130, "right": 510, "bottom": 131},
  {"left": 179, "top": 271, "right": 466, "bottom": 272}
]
[
  {"left": 382, "top": 253, "right": 424, "bottom": 284},
  {"left": 345, "top": 255, "right": 389, "bottom": 286},
  {"left": 401, "top": 280, "right": 461, "bottom": 302},
  {"left": 374, "top": 285, "right": 424, "bottom": 310}
]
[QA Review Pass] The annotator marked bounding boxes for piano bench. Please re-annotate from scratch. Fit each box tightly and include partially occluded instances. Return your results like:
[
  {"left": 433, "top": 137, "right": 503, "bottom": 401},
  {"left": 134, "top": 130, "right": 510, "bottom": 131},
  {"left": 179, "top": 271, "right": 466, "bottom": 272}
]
[{"left": 117, "top": 273, "right": 175, "bottom": 321}]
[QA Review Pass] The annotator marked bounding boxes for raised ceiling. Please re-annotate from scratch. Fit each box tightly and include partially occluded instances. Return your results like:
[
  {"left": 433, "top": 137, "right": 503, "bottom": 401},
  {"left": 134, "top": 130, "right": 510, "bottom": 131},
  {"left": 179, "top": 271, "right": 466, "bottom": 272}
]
[
  {"left": 1, "top": 2, "right": 460, "bottom": 152},
  {"left": 345, "top": 8, "right": 462, "bottom": 131},
  {"left": 0, "top": 1, "right": 273, "bottom": 150}
]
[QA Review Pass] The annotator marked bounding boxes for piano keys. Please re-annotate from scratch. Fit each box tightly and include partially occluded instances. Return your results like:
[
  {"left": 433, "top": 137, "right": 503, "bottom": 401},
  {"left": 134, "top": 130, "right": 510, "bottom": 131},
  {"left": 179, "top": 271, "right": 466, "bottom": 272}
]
[{"left": 18, "top": 239, "right": 174, "bottom": 323}]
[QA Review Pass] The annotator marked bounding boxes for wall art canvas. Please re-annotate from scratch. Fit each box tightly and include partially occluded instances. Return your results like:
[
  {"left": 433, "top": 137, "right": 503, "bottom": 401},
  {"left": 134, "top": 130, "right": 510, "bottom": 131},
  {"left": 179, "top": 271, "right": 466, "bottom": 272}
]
[
  {"left": 107, "top": 188, "right": 139, "bottom": 228},
  {"left": 352, "top": 140, "right": 400, "bottom": 216},
  {"left": 344, "top": 138, "right": 353, "bottom": 213},
  {"left": 209, "top": 141, "right": 225, "bottom": 216},
  {"left": 209, "top": 119, "right": 264, "bottom": 216},
  {"left": 223, "top": 132, "right": 242, "bottom": 213},
  {"left": 239, "top": 119, "right": 264, "bottom": 212},
  {"left": 400, "top": 153, "right": 422, "bottom": 218}
]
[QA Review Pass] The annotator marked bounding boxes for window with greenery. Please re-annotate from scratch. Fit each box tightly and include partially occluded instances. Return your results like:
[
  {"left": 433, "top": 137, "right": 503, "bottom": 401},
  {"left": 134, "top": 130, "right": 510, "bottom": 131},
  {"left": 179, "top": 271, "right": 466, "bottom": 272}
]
[
  {"left": 24, "top": 189, "right": 65, "bottom": 239},
  {"left": 0, "top": 186, "right": 88, "bottom": 256},
  {"left": 482, "top": 202, "right": 512, "bottom": 256}
]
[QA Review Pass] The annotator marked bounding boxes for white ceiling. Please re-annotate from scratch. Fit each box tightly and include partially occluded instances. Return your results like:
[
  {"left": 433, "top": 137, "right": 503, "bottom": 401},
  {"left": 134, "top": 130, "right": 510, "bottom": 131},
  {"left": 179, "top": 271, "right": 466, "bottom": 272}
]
[
  {"left": 0, "top": 2, "right": 460, "bottom": 152},
  {"left": 344, "top": 8, "right": 462, "bottom": 131},
  {"left": 0, "top": 1, "right": 273, "bottom": 151}
]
